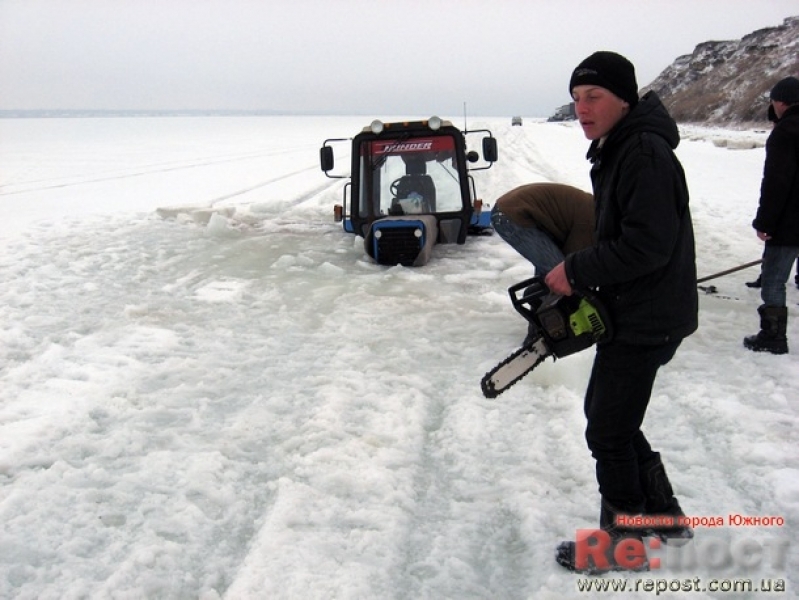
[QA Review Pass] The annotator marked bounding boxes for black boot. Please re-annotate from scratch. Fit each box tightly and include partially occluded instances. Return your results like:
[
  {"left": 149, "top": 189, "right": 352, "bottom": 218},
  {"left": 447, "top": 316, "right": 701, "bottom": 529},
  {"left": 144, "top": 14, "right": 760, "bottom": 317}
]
[
  {"left": 639, "top": 454, "right": 693, "bottom": 544},
  {"left": 556, "top": 500, "right": 649, "bottom": 574},
  {"left": 745, "top": 274, "right": 762, "bottom": 288},
  {"left": 743, "top": 305, "right": 788, "bottom": 354}
]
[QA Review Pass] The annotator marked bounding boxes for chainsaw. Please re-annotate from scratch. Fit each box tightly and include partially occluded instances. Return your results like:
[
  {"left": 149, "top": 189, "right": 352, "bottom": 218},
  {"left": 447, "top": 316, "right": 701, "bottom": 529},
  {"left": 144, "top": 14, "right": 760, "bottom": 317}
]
[{"left": 481, "top": 277, "right": 612, "bottom": 398}]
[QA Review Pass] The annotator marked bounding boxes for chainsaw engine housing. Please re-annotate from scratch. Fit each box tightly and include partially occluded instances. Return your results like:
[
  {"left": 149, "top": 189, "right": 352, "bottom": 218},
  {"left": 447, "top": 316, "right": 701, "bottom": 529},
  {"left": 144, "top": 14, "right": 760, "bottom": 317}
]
[{"left": 509, "top": 277, "right": 611, "bottom": 358}]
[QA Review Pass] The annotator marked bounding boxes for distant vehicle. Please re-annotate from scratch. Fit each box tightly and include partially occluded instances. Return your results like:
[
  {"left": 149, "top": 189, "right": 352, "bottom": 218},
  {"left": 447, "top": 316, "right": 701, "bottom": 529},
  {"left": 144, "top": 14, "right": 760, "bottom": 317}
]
[
  {"left": 320, "top": 116, "right": 498, "bottom": 266},
  {"left": 511, "top": 116, "right": 523, "bottom": 126}
]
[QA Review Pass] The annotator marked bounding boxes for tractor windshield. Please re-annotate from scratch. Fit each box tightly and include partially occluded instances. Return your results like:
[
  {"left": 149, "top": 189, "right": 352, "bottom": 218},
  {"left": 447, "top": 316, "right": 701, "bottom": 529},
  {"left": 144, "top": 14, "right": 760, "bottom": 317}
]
[{"left": 358, "top": 135, "right": 463, "bottom": 219}]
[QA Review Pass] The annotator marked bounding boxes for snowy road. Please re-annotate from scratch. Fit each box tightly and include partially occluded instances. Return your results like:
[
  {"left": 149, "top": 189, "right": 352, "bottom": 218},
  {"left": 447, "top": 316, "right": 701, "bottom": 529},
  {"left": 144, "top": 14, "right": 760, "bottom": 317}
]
[{"left": 1, "top": 116, "right": 796, "bottom": 599}]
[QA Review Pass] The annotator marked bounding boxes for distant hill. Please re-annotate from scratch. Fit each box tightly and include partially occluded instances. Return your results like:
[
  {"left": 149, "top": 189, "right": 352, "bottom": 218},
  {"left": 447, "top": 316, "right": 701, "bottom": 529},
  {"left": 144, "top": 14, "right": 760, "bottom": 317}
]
[{"left": 642, "top": 16, "right": 799, "bottom": 125}]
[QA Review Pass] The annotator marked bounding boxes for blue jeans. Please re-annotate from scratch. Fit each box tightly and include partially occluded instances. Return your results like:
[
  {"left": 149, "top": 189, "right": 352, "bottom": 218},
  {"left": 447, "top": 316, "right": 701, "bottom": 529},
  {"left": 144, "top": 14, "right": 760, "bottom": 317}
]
[
  {"left": 761, "top": 244, "right": 799, "bottom": 306},
  {"left": 584, "top": 340, "right": 681, "bottom": 512},
  {"left": 491, "top": 209, "right": 564, "bottom": 277}
]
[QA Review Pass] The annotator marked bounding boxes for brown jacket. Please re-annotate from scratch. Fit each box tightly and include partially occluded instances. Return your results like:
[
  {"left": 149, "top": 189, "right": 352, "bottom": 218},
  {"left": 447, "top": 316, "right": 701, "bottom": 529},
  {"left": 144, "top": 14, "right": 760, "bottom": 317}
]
[{"left": 494, "top": 183, "right": 594, "bottom": 255}]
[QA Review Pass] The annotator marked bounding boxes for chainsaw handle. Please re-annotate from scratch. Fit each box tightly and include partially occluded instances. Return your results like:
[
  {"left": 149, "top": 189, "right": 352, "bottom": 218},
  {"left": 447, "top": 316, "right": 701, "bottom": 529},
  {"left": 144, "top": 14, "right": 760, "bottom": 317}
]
[
  {"left": 507, "top": 276, "right": 614, "bottom": 343},
  {"left": 507, "top": 277, "right": 548, "bottom": 321}
]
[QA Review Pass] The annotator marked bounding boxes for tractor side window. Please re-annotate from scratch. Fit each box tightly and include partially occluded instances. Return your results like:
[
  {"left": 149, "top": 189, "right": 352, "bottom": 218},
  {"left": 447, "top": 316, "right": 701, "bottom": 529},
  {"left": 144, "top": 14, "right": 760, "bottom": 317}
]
[{"left": 427, "top": 149, "right": 462, "bottom": 213}]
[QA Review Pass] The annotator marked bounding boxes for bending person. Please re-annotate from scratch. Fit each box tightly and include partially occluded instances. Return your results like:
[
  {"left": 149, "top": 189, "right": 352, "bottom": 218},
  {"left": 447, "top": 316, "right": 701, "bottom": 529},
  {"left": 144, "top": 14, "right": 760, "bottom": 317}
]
[{"left": 491, "top": 182, "right": 595, "bottom": 278}]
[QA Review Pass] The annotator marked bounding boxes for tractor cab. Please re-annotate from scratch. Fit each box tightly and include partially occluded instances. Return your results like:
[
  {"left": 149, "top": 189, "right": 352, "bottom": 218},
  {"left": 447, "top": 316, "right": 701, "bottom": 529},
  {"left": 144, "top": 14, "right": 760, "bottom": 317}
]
[{"left": 320, "top": 117, "right": 497, "bottom": 266}]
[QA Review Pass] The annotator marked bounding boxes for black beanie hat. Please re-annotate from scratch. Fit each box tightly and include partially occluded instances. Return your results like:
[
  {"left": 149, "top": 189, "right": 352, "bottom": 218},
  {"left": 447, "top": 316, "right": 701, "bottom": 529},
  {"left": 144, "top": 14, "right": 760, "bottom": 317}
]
[
  {"left": 770, "top": 76, "right": 799, "bottom": 104},
  {"left": 569, "top": 51, "right": 639, "bottom": 107}
]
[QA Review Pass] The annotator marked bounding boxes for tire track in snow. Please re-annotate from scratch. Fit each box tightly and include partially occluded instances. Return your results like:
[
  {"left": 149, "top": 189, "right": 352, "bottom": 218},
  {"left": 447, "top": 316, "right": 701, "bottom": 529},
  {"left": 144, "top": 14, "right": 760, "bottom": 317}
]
[
  {"left": 205, "top": 161, "right": 322, "bottom": 206},
  {"left": 2, "top": 151, "right": 284, "bottom": 197},
  {"left": 390, "top": 273, "right": 539, "bottom": 599},
  {"left": 495, "top": 123, "right": 575, "bottom": 185}
]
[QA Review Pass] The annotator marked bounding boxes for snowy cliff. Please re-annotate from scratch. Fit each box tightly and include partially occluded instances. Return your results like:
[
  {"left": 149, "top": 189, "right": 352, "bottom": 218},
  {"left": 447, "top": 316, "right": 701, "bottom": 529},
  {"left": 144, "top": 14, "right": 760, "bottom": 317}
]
[{"left": 644, "top": 16, "right": 799, "bottom": 124}]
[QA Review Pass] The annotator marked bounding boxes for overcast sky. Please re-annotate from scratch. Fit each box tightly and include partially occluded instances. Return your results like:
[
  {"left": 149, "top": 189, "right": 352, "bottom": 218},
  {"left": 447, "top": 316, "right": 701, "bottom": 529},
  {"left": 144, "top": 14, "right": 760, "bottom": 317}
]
[{"left": 1, "top": 0, "right": 797, "bottom": 117}]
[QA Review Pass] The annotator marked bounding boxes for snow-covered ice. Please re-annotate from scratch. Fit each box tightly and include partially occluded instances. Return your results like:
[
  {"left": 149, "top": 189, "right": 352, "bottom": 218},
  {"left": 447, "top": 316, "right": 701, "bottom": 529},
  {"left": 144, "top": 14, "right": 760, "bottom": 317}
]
[{"left": 0, "top": 116, "right": 796, "bottom": 599}]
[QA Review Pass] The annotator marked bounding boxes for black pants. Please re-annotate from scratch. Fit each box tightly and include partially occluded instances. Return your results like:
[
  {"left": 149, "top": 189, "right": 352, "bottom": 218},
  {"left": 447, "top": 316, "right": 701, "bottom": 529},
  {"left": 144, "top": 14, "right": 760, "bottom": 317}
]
[{"left": 584, "top": 340, "right": 682, "bottom": 512}]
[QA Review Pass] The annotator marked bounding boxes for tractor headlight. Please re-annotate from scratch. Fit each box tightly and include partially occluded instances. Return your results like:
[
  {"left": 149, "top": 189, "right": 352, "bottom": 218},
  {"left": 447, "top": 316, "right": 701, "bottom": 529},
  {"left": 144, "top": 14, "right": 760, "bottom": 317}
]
[
  {"left": 414, "top": 228, "right": 423, "bottom": 238},
  {"left": 370, "top": 120, "right": 384, "bottom": 134},
  {"left": 374, "top": 229, "right": 382, "bottom": 239},
  {"left": 428, "top": 116, "right": 442, "bottom": 131}
]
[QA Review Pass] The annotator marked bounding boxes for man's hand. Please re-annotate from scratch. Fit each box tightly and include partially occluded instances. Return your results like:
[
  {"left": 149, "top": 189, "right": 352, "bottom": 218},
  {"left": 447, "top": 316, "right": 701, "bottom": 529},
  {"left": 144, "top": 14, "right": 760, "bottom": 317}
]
[
  {"left": 545, "top": 262, "right": 573, "bottom": 296},
  {"left": 756, "top": 230, "right": 771, "bottom": 241}
]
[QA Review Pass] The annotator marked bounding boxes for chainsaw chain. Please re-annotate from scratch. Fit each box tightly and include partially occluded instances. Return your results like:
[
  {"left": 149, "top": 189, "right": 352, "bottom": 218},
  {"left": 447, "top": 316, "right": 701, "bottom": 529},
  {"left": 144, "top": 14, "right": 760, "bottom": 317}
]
[{"left": 480, "top": 338, "right": 550, "bottom": 398}]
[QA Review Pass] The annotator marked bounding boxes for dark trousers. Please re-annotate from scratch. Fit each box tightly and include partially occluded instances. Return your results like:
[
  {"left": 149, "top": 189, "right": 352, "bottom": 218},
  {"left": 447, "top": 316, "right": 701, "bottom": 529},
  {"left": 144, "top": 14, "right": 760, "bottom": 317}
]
[
  {"left": 584, "top": 340, "right": 681, "bottom": 512},
  {"left": 761, "top": 244, "right": 799, "bottom": 306}
]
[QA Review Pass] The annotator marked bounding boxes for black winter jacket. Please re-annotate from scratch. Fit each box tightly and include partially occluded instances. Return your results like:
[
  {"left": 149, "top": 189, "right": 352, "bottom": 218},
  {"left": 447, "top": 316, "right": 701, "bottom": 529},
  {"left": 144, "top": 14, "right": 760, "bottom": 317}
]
[
  {"left": 564, "top": 91, "right": 698, "bottom": 345},
  {"left": 753, "top": 104, "right": 799, "bottom": 247}
]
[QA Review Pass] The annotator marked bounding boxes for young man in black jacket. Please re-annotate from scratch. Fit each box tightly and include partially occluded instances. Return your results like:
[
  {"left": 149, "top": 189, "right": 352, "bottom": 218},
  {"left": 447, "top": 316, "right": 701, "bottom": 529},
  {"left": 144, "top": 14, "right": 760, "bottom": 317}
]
[
  {"left": 744, "top": 76, "right": 799, "bottom": 355},
  {"left": 544, "top": 51, "right": 698, "bottom": 572}
]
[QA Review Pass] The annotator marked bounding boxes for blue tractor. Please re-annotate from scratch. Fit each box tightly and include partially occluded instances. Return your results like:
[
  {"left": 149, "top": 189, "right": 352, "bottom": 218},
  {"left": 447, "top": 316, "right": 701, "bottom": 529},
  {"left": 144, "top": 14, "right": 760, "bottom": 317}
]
[{"left": 320, "top": 116, "right": 497, "bottom": 266}]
